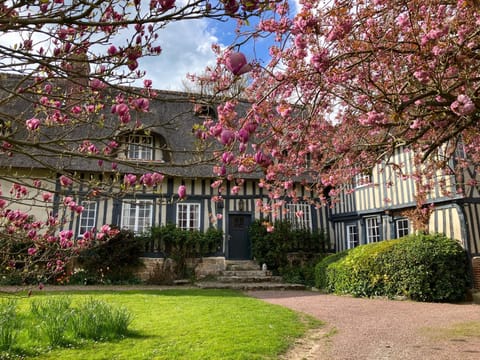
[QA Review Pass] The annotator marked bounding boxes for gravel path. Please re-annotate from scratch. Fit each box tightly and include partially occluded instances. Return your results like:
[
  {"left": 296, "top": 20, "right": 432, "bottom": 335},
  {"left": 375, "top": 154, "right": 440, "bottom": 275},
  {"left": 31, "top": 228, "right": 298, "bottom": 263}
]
[{"left": 248, "top": 290, "right": 480, "bottom": 360}]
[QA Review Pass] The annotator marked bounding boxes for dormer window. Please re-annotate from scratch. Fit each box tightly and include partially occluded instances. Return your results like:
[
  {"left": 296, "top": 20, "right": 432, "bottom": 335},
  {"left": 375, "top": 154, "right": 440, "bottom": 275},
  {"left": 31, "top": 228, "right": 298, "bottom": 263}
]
[
  {"left": 354, "top": 171, "right": 372, "bottom": 188},
  {"left": 117, "top": 131, "right": 171, "bottom": 163},
  {"left": 128, "top": 134, "right": 153, "bottom": 160}
]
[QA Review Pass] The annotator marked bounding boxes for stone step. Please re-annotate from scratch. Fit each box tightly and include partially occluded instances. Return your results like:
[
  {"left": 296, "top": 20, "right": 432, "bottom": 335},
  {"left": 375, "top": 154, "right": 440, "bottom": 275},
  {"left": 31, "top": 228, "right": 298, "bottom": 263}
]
[
  {"left": 225, "top": 260, "right": 260, "bottom": 271},
  {"left": 216, "top": 275, "right": 283, "bottom": 283},
  {"left": 221, "top": 270, "right": 271, "bottom": 277},
  {"left": 195, "top": 281, "right": 306, "bottom": 291}
]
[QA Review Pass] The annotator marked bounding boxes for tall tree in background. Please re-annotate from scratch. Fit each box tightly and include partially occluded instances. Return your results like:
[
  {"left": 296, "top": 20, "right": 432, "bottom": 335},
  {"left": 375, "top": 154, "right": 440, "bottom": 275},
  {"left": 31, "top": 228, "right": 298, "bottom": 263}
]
[{"left": 199, "top": 0, "right": 480, "bottom": 221}]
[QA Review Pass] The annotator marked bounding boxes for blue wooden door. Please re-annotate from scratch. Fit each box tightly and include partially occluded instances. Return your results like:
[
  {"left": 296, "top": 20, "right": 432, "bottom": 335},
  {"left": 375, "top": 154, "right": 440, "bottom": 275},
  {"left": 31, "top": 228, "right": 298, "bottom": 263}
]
[{"left": 227, "top": 214, "right": 252, "bottom": 260}]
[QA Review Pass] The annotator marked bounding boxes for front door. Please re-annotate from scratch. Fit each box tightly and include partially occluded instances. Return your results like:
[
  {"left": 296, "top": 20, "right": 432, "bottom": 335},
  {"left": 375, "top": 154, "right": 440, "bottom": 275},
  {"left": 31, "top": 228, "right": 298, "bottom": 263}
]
[{"left": 227, "top": 214, "right": 252, "bottom": 260}]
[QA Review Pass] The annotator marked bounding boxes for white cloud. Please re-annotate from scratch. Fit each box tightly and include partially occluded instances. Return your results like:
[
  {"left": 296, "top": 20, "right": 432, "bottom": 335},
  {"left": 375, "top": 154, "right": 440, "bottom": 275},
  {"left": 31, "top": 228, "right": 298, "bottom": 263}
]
[
  {"left": 139, "top": 19, "right": 221, "bottom": 91},
  {"left": 291, "top": 0, "right": 302, "bottom": 13}
]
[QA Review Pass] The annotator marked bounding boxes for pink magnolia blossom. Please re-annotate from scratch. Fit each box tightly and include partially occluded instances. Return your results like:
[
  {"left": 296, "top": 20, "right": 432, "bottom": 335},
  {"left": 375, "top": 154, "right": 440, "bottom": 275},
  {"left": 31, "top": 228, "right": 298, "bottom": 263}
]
[
  {"left": 223, "top": 0, "right": 239, "bottom": 15},
  {"left": 59, "top": 175, "right": 73, "bottom": 187},
  {"left": 225, "top": 52, "right": 252, "bottom": 76},
  {"left": 26, "top": 118, "right": 40, "bottom": 131},
  {"left": 124, "top": 173, "right": 137, "bottom": 187},
  {"left": 42, "top": 192, "right": 53, "bottom": 202},
  {"left": 132, "top": 98, "right": 149, "bottom": 112},
  {"left": 108, "top": 45, "right": 117, "bottom": 56},
  {"left": 222, "top": 151, "right": 235, "bottom": 164},
  {"left": 140, "top": 172, "right": 164, "bottom": 187},
  {"left": 90, "top": 78, "right": 106, "bottom": 90},
  {"left": 158, "top": 0, "right": 175, "bottom": 11},
  {"left": 220, "top": 129, "right": 235, "bottom": 145},
  {"left": 178, "top": 185, "right": 187, "bottom": 199}
]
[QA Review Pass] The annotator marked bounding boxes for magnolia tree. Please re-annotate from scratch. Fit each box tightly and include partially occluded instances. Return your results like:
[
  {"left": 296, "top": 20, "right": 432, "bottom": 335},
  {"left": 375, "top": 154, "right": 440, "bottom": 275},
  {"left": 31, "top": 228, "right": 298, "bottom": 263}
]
[
  {"left": 0, "top": 0, "right": 268, "bottom": 284},
  {"left": 196, "top": 0, "right": 480, "bottom": 225}
]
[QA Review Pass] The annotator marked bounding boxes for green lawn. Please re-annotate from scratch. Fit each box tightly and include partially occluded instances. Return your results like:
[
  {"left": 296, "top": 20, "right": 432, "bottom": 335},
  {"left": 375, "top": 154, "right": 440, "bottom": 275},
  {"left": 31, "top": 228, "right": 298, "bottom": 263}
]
[{"left": 3, "top": 289, "right": 321, "bottom": 359}]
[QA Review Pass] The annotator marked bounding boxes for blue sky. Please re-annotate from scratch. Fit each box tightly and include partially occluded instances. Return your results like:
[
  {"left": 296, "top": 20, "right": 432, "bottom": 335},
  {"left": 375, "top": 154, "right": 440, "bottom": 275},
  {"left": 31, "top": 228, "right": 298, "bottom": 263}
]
[
  {"left": 141, "top": 1, "right": 301, "bottom": 91},
  {"left": 0, "top": 1, "right": 300, "bottom": 91}
]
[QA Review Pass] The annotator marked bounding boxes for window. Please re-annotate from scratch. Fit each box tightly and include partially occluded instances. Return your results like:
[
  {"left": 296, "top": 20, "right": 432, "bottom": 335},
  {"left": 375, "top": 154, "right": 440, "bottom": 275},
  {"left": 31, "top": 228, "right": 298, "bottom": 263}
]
[
  {"left": 128, "top": 134, "right": 153, "bottom": 160},
  {"left": 286, "top": 203, "right": 312, "bottom": 230},
  {"left": 346, "top": 224, "right": 359, "bottom": 249},
  {"left": 177, "top": 203, "right": 200, "bottom": 230},
  {"left": 396, "top": 218, "right": 409, "bottom": 238},
  {"left": 78, "top": 200, "right": 97, "bottom": 236},
  {"left": 366, "top": 217, "right": 381, "bottom": 243},
  {"left": 121, "top": 200, "right": 153, "bottom": 233},
  {"left": 354, "top": 172, "right": 372, "bottom": 188}
]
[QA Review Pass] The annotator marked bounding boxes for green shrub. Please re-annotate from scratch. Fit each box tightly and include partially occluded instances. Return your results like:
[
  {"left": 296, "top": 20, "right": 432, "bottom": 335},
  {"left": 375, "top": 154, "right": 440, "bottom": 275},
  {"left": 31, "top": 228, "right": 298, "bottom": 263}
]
[
  {"left": 281, "top": 262, "right": 317, "bottom": 287},
  {"left": 250, "top": 220, "right": 326, "bottom": 272},
  {"left": 377, "top": 233, "right": 471, "bottom": 302},
  {"left": 0, "top": 299, "right": 19, "bottom": 351},
  {"left": 75, "top": 228, "right": 145, "bottom": 284},
  {"left": 314, "top": 251, "right": 350, "bottom": 290},
  {"left": 316, "top": 233, "right": 471, "bottom": 302},
  {"left": 328, "top": 241, "right": 398, "bottom": 297},
  {"left": 71, "top": 298, "right": 132, "bottom": 341}
]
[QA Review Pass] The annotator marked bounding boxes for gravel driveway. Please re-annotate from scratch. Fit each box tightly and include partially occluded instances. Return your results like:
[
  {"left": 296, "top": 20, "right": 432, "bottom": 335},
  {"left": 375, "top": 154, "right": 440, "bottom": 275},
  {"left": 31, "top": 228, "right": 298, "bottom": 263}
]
[{"left": 248, "top": 290, "right": 480, "bottom": 360}]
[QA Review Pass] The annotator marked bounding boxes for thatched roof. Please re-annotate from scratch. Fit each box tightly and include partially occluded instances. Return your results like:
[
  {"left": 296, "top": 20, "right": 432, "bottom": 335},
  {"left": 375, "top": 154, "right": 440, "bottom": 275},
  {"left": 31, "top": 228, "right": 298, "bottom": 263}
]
[{"left": 0, "top": 73, "right": 257, "bottom": 180}]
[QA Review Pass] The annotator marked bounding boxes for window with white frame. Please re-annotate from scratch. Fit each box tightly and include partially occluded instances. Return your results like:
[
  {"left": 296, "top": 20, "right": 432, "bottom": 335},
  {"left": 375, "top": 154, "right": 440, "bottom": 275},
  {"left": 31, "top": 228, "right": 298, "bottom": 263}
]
[
  {"left": 346, "top": 224, "right": 359, "bottom": 249},
  {"left": 354, "top": 172, "right": 372, "bottom": 188},
  {"left": 121, "top": 200, "right": 153, "bottom": 233},
  {"left": 78, "top": 200, "right": 97, "bottom": 236},
  {"left": 176, "top": 203, "right": 200, "bottom": 230},
  {"left": 366, "top": 217, "right": 381, "bottom": 243},
  {"left": 128, "top": 134, "right": 153, "bottom": 160},
  {"left": 286, "top": 203, "right": 312, "bottom": 230},
  {"left": 396, "top": 218, "right": 409, "bottom": 238}
]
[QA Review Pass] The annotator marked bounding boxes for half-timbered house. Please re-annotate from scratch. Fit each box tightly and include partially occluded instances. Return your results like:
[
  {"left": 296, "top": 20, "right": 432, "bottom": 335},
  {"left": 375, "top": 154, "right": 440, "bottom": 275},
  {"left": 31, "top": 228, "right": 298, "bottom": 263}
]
[
  {"left": 329, "top": 145, "right": 480, "bottom": 287},
  {"left": 0, "top": 74, "right": 331, "bottom": 278}
]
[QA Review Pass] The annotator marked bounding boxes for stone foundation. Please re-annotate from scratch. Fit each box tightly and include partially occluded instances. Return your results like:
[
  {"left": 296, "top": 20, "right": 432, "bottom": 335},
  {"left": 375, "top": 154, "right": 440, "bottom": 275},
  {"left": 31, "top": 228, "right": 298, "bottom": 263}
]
[
  {"left": 136, "top": 257, "right": 227, "bottom": 282},
  {"left": 472, "top": 257, "right": 480, "bottom": 290},
  {"left": 194, "top": 257, "right": 227, "bottom": 279}
]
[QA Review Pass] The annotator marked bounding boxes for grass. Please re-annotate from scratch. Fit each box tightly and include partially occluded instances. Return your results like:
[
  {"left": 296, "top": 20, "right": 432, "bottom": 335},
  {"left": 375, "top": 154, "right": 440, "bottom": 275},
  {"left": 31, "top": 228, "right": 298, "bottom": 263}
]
[{"left": 1, "top": 289, "right": 321, "bottom": 359}]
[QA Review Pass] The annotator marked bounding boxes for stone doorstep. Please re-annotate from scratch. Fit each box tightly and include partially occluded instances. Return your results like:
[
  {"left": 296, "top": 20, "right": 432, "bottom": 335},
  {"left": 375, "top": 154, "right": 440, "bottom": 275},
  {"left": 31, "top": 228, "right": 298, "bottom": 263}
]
[
  {"left": 195, "top": 282, "right": 306, "bottom": 291},
  {"left": 221, "top": 270, "right": 272, "bottom": 277},
  {"left": 225, "top": 260, "right": 261, "bottom": 271},
  {"left": 216, "top": 275, "right": 283, "bottom": 283}
]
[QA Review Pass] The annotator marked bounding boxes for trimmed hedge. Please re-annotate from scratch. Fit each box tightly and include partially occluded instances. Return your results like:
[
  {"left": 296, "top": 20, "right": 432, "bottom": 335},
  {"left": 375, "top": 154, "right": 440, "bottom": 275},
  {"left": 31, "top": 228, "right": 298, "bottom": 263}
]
[{"left": 315, "top": 233, "right": 471, "bottom": 302}]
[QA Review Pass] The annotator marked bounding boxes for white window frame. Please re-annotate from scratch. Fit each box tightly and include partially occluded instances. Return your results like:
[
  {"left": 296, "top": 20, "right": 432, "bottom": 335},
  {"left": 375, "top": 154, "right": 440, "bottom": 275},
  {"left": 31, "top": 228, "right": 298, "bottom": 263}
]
[
  {"left": 286, "top": 203, "right": 312, "bottom": 230},
  {"left": 128, "top": 134, "right": 153, "bottom": 160},
  {"left": 121, "top": 199, "right": 153, "bottom": 234},
  {"left": 78, "top": 200, "right": 97, "bottom": 237},
  {"left": 396, "top": 218, "right": 410, "bottom": 238},
  {"left": 346, "top": 224, "right": 359, "bottom": 249},
  {"left": 354, "top": 172, "right": 372, "bottom": 188},
  {"left": 366, "top": 217, "right": 381, "bottom": 243},
  {"left": 176, "top": 203, "right": 201, "bottom": 231}
]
